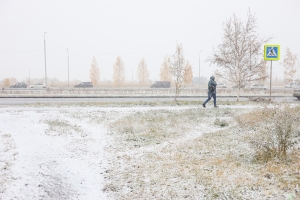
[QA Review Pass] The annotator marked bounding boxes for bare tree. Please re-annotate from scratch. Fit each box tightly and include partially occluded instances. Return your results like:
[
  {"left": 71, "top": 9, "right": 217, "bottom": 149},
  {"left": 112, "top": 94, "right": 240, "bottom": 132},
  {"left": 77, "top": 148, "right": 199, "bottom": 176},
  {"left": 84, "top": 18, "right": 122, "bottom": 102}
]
[
  {"left": 90, "top": 56, "right": 100, "bottom": 86},
  {"left": 282, "top": 48, "right": 298, "bottom": 83},
  {"left": 183, "top": 60, "right": 193, "bottom": 86},
  {"left": 159, "top": 55, "right": 172, "bottom": 82},
  {"left": 3, "top": 78, "right": 10, "bottom": 87},
  {"left": 113, "top": 56, "right": 125, "bottom": 87},
  {"left": 171, "top": 43, "right": 185, "bottom": 101},
  {"left": 207, "top": 10, "right": 271, "bottom": 101},
  {"left": 137, "top": 58, "right": 150, "bottom": 86}
]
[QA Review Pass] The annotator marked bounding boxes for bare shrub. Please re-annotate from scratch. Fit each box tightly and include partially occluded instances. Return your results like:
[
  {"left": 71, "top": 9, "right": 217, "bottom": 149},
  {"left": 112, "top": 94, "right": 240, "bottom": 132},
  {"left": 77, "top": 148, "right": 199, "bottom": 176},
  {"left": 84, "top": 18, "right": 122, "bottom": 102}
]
[{"left": 236, "top": 104, "right": 300, "bottom": 162}]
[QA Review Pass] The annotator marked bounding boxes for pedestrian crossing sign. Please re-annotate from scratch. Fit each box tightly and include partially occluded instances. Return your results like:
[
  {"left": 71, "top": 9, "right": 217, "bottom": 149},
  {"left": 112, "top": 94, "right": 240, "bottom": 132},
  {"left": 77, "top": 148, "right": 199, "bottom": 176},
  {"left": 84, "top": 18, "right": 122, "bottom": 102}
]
[{"left": 264, "top": 44, "right": 280, "bottom": 61}]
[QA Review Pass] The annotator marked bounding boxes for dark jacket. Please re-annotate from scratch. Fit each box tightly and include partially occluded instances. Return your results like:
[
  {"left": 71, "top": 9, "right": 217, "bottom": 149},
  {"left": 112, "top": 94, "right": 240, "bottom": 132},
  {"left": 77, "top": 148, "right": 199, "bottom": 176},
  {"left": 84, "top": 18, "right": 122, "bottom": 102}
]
[{"left": 208, "top": 76, "right": 217, "bottom": 96}]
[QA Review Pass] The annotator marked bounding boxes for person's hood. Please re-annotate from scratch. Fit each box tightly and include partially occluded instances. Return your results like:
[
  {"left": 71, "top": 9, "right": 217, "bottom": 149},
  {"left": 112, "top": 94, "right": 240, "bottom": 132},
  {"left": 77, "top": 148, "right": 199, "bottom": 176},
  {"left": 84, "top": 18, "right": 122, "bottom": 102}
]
[{"left": 210, "top": 76, "right": 215, "bottom": 80}]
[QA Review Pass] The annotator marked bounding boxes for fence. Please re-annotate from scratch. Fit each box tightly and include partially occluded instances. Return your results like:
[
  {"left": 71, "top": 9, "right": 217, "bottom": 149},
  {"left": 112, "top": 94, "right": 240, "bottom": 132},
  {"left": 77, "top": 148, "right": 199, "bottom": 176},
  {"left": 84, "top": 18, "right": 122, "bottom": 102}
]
[{"left": 0, "top": 87, "right": 293, "bottom": 97}]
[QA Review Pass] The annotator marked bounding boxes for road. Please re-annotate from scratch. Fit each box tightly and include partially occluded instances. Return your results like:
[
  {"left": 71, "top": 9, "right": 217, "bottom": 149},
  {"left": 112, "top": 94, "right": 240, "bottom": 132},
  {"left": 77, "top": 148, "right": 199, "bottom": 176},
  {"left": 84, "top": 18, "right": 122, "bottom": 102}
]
[{"left": 0, "top": 96, "right": 298, "bottom": 105}]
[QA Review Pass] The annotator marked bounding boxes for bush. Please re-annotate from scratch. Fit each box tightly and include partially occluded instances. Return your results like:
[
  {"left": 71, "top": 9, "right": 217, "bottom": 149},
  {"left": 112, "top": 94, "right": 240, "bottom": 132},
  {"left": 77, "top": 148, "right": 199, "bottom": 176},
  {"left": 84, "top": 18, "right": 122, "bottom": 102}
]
[
  {"left": 214, "top": 118, "right": 228, "bottom": 127},
  {"left": 237, "top": 104, "right": 300, "bottom": 162}
]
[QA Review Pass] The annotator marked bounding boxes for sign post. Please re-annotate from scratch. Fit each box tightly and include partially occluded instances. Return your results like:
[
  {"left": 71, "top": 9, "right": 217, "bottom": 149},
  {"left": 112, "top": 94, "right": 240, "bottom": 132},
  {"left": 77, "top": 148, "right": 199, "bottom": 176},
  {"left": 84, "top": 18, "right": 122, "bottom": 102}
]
[{"left": 264, "top": 44, "right": 280, "bottom": 100}]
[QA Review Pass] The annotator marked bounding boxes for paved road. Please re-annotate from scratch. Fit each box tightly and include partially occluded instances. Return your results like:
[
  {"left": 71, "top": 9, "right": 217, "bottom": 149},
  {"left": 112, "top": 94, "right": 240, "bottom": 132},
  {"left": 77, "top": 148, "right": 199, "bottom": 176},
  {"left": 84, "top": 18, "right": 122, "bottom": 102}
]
[{"left": 0, "top": 96, "right": 299, "bottom": 105}]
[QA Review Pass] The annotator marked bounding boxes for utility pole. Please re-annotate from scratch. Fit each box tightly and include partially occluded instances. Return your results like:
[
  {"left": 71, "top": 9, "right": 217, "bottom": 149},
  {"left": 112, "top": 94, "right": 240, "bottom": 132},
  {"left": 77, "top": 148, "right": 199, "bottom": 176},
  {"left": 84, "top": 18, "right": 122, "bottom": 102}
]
[
  {"left": 67, "top": 48, "right": 69, "bottom": 88},
  {"left": 44, "top": 32, "right": 47, "bottom": 86}
]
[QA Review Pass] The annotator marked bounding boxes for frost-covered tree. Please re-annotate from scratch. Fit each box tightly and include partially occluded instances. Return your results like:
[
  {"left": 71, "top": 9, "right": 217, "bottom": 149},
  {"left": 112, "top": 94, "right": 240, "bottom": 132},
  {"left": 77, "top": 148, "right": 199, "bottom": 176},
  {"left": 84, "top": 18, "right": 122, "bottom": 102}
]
[
  {"left": 207, "top": 10, "right": 271, "bottom": 101},
  {"left": 282, "top": 48, "right": 298, "bottom": 83},
  {"left": 137, "top": 58, "right": 150, "bottom": 86},
  {"left": 183, "top": 60, "right": 193, "bottom": 86},
  {"left": 3, "top": 78, "right": 10, "bottom": 87},
  {"left": 171, "top": 43, "right": 185, "bottom": 101},
  {"left": 159, "top": 55, "right": 172, "bottom": 82},
  {"left": 90, "top": 56, "right": 100, "bottom": 86},
  {"left": 113, "top": 56, "right": 125, "bottom": 87}
]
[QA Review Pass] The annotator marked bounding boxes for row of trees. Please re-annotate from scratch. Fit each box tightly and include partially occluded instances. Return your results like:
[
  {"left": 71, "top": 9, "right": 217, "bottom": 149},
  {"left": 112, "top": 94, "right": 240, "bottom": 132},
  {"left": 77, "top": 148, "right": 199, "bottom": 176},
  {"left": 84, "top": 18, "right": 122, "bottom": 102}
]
[{"left": 89, "top": 50, "right": 194, "bottom": 89}]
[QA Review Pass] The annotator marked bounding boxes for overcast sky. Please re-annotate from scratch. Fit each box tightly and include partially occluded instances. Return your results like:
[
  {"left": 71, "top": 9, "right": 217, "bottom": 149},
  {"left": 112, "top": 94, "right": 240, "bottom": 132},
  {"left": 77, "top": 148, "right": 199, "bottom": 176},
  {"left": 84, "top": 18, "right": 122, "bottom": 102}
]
[{"left": 0, "top": 0, "right": 299, "bottom": 84}]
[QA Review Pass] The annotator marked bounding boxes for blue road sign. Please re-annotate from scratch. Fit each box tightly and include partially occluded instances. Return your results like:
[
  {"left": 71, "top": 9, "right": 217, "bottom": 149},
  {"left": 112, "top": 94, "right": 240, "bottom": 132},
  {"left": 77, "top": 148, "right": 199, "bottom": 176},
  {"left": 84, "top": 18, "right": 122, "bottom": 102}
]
[{"left": 264, "top": 44, "right": 280, "bottom": 61}]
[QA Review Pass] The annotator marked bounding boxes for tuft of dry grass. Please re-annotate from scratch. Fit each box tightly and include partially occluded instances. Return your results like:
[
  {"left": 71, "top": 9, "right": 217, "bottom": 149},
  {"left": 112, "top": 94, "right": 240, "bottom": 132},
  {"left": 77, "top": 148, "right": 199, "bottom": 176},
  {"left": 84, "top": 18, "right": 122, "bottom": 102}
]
[{"left": 44, "top": 118, "right": 85, "bottom": 137}]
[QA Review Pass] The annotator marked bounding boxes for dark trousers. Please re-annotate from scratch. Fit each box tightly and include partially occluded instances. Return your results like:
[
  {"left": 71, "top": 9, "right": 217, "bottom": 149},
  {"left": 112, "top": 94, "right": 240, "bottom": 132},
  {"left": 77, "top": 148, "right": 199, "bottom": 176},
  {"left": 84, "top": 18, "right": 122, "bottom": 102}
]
[{"left": 203, "top": 93, "right": 216, "bottom": 106}]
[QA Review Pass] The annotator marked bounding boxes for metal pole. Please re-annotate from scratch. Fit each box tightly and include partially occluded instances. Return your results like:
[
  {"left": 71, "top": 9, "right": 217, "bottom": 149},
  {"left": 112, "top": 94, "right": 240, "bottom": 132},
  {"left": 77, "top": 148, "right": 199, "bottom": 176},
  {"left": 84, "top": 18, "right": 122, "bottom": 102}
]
[
  {"left": 44, "top": 32, "right": 47, "bottom": 86},
  {"left": 199, "top": 54, "right": 200, "bottom": 88},
  {"left": 270, "top": 60, "right": 272, "bottom": 99},
  {"left": 199, "top": 50, "right": 202, "bottom": 88},
  {"left": 67, "top": 48, "right": 69, "bottom": 88}
]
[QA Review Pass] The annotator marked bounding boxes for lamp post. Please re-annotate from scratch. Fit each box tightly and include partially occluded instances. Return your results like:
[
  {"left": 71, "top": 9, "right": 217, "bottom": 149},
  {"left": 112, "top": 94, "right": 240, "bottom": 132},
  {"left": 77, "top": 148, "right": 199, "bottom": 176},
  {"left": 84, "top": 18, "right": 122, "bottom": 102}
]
[
  {"left": 67, "top": 48, "right": 69, "bottom": 88},
  {"left": 44, "top": 32, "right": 47, "bottom": 86},
  {"left": 199, "top": 50, "right": 202, "bottom": 88}
]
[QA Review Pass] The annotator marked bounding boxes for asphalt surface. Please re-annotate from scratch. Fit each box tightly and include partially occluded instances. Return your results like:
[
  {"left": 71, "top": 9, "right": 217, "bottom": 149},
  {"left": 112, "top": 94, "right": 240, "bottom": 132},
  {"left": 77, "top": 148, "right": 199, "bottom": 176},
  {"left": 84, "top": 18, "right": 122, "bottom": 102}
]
[{"left": 0, "top": 96, "right": 299, "bottom": 105}]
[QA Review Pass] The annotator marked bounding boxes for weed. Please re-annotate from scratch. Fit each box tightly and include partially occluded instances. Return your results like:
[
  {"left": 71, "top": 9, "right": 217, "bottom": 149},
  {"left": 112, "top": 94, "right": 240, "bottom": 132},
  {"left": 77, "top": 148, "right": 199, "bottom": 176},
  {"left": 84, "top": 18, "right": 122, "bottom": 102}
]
[{"left": 214, "top": 118, "right": 229, "bottom": 127}]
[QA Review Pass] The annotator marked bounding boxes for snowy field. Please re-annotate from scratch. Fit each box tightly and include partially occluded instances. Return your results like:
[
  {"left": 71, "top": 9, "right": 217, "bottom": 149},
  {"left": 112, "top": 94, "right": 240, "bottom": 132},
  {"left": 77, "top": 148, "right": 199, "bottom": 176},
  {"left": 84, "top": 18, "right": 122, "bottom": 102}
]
[{"left": 0, "top": 101, "right": 299, "bottom": 199}]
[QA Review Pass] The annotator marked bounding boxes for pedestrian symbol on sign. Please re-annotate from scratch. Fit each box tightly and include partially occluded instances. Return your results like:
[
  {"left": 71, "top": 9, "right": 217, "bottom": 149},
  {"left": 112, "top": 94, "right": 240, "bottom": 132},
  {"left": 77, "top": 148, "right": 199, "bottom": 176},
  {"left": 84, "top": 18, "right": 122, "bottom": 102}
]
[
  {"left": 267, "top": 47, "right": 277, "bottom": 57},
  {"left": 264, "top": 44, "right": 280, "bottom": 61}
]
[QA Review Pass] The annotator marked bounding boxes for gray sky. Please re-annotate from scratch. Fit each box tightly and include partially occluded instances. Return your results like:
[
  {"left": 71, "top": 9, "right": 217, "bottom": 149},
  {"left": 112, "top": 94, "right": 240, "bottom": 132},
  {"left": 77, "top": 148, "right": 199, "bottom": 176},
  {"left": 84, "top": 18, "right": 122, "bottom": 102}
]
[{"left": 0, "top": 0, "right": 299, "bottom": 83}]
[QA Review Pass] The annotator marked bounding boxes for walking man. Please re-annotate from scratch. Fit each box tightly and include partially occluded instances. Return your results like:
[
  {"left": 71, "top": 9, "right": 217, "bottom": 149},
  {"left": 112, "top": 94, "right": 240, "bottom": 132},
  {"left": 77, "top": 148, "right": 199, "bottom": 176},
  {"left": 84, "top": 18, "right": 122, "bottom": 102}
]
[{"left": 203, "top": 76, "right": 218, "bottom": 108}]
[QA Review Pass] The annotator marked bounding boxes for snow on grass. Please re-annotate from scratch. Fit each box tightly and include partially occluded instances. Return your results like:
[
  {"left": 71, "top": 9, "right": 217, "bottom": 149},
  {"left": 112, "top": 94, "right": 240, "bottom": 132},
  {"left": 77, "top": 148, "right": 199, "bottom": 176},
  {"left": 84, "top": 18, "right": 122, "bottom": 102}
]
[
  {"left": 0, "top": 101, "right": 299, "bottom": 199},
  {"left": 0, "top": 131, "right": 17, "bottom": 194},
  {"left": 0, "top": 107, "right": 110, "bottom": 200}
]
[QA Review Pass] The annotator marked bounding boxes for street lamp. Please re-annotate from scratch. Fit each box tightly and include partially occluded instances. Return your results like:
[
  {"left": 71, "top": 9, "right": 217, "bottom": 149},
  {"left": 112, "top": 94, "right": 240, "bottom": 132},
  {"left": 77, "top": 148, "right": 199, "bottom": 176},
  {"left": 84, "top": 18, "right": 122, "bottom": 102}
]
[
  {"left": 67, "top": 48, "right": 69, "bottom": 88},
  {"left": 199, "top": 50, "right": 202, "bottom": 88},
  {"left": 44, "top": 32, "right": 47, "bottom": 86}
]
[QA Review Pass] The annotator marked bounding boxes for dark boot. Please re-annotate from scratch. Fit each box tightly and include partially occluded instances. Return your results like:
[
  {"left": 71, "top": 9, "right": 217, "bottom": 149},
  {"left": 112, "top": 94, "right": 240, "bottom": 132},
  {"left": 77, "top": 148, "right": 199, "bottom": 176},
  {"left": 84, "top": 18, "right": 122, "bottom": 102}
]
[
  {"left": 214, "top": 105, "right": 218, "bottom": 108},
  {"left": 202, "top": 103, "right": 206, "bottom": 108}
]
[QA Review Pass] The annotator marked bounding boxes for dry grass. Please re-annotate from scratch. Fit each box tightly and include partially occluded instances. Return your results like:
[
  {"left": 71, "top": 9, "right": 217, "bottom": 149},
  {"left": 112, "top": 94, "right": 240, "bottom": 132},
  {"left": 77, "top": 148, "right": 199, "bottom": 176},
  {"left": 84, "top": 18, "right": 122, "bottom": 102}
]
[
  {"left": 108, "top": 108, "right": 234, "bottom": 149},
  {"left": 44, "top": 118, "right": 86, "bottom": 137},
  {"left": 101, "top": 104, "right": 300, "bottom": 199}
]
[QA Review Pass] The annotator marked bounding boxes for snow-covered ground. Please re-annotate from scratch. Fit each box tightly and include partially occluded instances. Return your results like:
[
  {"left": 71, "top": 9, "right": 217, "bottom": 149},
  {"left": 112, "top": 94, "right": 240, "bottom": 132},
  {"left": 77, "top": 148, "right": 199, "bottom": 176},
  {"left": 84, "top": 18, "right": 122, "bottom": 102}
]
[
  {"left": 0, "top": 102, "right": 299, "bottom": 199},
  {"left": 0, "top": 106, "right": 113, "bottom": 199}
]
